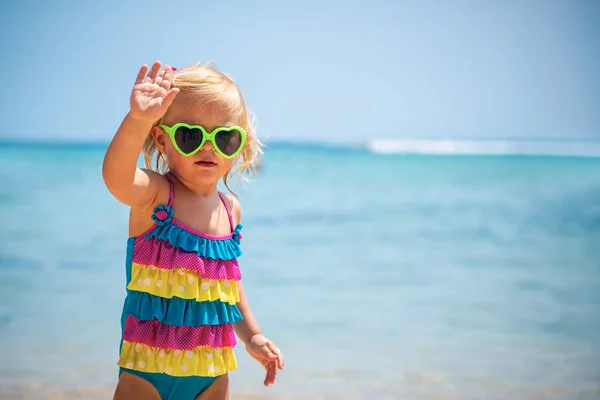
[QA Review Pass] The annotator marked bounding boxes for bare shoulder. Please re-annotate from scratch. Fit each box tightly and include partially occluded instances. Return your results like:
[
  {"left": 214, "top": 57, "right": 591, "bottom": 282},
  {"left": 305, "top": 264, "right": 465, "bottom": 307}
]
[
  {"left": 128, "top": 171, "right": 171, "bottom": 237},
  {"left": 220, "top": 192, "right": 242, "bottom": 225},
  {"left": 136, "top": 169, "right": 172, "bottom": 211}
]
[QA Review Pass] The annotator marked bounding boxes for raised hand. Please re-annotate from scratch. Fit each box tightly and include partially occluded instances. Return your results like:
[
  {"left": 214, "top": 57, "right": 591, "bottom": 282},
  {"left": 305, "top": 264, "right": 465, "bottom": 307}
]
[
  {"left": 129, "top": 61, "right": 180, "bottom": 123},
  {"left": 245, "top": 334, "right": 284, "bottom": 386}
]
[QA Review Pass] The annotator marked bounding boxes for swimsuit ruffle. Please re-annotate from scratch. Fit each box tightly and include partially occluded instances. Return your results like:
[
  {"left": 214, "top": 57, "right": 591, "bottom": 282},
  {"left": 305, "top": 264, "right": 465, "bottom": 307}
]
[
  {"left": 123, "top": 292, "right": 242, "bottom": 326},
  {"left": 118, "top": 341, "right": 237, "bottom": 377},
  {"left": 128, "top": 263, "right": 239, "bottom": 305},
  {"left": 123, "top": 315, "right": 236, "bottom": 349},
  {"left": 144, "top": 222, "right": 242, "bottom": 261},
  {"left": 132, "top": 237, "right": 242, "bottom": 280}
]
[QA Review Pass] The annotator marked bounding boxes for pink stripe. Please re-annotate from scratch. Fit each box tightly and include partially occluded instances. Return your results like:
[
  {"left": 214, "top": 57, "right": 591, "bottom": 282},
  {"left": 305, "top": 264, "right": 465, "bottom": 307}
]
[
  {"left": 132, "top": 238, "right": 241, "bottom": 280},
  {"left": 123, "top": 315, "right": 236, "bottom": 349},
  {"left": 217, "top": 191, "right": 235, "bottom": 231}
]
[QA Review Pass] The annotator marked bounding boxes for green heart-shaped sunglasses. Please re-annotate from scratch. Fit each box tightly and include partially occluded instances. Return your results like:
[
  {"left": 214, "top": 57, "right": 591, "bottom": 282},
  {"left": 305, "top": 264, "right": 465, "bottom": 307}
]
[{"left": 160, "top": 123, "right": 247, "bottom": 159}]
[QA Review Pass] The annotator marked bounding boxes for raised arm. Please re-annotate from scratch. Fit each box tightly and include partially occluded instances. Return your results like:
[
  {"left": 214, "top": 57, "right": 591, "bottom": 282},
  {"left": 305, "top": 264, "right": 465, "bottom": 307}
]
[{"left": 102, "top": 61, "right": 179, "bottom": 207}]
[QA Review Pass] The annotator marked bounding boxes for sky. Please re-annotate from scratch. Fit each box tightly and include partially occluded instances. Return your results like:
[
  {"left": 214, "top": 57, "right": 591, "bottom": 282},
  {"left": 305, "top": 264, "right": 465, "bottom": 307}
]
[{"left": 0, "top": 0, "right": 598, "bottom": 143}]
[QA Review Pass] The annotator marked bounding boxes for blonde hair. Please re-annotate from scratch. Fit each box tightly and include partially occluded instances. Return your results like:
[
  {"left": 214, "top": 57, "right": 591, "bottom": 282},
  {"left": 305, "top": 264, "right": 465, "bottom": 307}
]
[{"left": 142, "top": 62, "right": 263, "bottom": 196}]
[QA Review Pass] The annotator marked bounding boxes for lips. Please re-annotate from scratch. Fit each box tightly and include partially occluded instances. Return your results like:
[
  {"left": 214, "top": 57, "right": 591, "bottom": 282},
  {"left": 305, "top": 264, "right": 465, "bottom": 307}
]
[{"left": 195, "top": 160, "right": 217, "bottom": 167}]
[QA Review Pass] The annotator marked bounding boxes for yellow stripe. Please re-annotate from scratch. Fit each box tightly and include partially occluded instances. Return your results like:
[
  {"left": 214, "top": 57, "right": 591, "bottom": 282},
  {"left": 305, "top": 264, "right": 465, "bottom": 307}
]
[
  {"left": 127, "top": 263, "right": 239, "bottom": 305},
  {"left": 118, "top": 341, "right": 237, "bottom": 377}
]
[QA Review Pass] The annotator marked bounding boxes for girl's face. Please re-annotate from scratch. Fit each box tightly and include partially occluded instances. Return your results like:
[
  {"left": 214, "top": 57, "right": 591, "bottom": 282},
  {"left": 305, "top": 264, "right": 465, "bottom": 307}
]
[{"left": 152, "top": 95, "right": 237, "bottom": 191}]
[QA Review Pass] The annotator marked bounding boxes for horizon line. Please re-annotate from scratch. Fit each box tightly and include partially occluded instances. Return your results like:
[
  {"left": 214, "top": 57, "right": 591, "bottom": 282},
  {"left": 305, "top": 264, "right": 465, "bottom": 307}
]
[
  {"left": 1, "top": 135, "right": 599, "bottom": 147},
  {"left": 2, "top": 137, "right": 600, "bottom": 158}
]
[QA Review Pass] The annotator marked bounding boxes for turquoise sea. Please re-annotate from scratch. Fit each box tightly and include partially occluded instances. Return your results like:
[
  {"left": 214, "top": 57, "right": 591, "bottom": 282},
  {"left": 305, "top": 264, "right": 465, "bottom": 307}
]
[{"left": 0, "top": 141, "right": 599, "bottom": 399}]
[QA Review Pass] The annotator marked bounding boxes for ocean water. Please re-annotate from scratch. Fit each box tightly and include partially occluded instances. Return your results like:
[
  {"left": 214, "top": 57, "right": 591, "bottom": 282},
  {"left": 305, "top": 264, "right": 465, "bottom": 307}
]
[{"left": 0, "top": 142, "right": 599, "bottom": 400}]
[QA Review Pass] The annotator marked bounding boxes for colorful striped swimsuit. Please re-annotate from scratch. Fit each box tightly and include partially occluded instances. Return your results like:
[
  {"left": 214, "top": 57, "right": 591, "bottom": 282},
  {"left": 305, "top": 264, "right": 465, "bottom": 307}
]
[{"left": 117, "top": 178, "right": 243, "bottom": 399}]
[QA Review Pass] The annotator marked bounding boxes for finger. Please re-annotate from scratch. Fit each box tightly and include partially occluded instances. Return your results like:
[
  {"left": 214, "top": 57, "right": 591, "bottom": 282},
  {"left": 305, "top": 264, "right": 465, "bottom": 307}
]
[
  {"left": 144, "top": 61, "right": 162, "bottom": 83},
  {"left": 163, "top": 88, "right": 180, "bottom": 108},
  {"left": 160, "top": 66, "right": 174, "bottom": 91},
  {"left": 154, "top": 67, "right": 167, "bottom": 87},
  {"left": 135, "top": 64, "right": 148, "bottom": 85},
  {"left": 276, "top": 350, "right": 284, "bottom": 370},
  {"left": 264, "top": 362, "right": 277, "bottom": 386},
  {"left": 266, "top": 342, "right": 281, "bottom": 364},
  {"left": 261, "top": 344, "right": 277, "bottom": 359},
  {"left": 269, "top": 363, "right": 278, "bottom": 385}
]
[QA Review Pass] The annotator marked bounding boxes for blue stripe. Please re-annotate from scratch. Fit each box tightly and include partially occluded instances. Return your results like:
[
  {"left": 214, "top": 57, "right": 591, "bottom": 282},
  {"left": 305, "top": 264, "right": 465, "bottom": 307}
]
[
  {"left": 123, "top": 291, "right": 243, "bottom": 326},
  {"left": 144, "top": 222, "right": 242, "bottom": 260}
]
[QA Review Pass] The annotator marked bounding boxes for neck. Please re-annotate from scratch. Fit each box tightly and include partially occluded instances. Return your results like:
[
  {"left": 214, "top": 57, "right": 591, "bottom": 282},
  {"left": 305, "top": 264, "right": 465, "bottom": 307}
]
[{"left": 167, "top": 171, "right": 218, "bottom": 197}]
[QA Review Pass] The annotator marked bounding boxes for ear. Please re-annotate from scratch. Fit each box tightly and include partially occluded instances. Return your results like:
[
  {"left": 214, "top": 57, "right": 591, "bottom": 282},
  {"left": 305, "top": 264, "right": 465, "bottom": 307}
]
[{"left": 152, "top": 126, "right": 167, "bottom": 153}]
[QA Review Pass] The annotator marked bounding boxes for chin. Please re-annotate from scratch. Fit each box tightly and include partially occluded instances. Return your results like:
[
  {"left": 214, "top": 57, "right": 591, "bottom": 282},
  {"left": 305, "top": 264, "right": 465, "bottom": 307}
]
[
  {"left": 191, "top": 169, "right": 226, "bottom": 187},
  {"left": 170, "top": 159, "right": 230, "bottom": 188}
]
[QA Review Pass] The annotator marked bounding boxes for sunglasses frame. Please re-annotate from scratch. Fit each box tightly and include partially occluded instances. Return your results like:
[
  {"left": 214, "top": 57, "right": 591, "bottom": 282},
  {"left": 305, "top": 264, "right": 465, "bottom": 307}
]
[{"left": 159, "top": 123, "right": 247, "bottom": 159}]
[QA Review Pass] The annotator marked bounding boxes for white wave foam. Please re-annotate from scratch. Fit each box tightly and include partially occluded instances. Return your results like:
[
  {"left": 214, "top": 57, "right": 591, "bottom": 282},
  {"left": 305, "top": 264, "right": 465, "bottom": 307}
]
[{"left": 365, "top": 138, "right": 600, "bottom": 157}]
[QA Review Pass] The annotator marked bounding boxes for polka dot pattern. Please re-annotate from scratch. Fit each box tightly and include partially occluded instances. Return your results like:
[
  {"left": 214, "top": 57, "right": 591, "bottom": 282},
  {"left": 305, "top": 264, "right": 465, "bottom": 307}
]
[
  {"left": 132, "top": 238, "right": 242, "bottom": 280},
  {"left": 118, "top": 340, "right": 236, "bottom": 377},
  {"left": 123, "top": 315, "right": 236, "bottom": 349},
  {"left": 127, "top": 263, "right": 239, "bottom": 304}
]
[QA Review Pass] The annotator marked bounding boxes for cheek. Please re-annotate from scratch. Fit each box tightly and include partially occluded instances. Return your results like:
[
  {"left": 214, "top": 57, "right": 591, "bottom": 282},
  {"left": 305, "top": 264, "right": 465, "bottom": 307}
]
[
  {"left": 220, "top": 158, "right": 235, "bottom": 173},
  {"left": 164, "top": 147, "right": 188, "bottom": 169}
]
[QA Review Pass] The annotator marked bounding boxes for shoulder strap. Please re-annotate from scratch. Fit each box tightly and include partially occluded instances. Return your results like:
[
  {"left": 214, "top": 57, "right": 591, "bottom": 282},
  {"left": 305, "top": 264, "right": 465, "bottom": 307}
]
[
  {"left": 217, "top": 191, "right": 235, "bottom": 232},
  {"left": 165, "top": 175, "right": 175, "bottom": 207}
]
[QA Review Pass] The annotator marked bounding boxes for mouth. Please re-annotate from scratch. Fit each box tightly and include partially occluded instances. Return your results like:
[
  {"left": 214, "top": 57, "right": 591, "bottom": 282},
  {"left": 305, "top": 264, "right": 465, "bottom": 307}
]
[{"left": 194, "top": 160, "right": 217, "bottom": 167}]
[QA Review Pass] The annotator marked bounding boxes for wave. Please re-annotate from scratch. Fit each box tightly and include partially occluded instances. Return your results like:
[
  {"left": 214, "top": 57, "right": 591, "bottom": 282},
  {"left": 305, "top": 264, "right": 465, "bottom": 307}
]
[{"left": 365, "top": 138, "right": 600, "bottom": 157}]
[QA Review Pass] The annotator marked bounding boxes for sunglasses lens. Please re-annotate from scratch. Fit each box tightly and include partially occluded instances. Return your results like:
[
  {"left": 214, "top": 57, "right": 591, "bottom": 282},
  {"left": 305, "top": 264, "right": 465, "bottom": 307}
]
[
  {"left": 215, "top": 129, "right": 244, "bottom": 156},
  {"left": 174, "top": 126, "right": 204, "bottom": 154}
]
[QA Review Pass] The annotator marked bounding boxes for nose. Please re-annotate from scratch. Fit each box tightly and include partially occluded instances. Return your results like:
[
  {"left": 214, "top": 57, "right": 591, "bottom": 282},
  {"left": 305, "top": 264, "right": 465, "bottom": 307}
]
[{"left": 201, "top": 140, "right": 215, "bottom": 151}]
